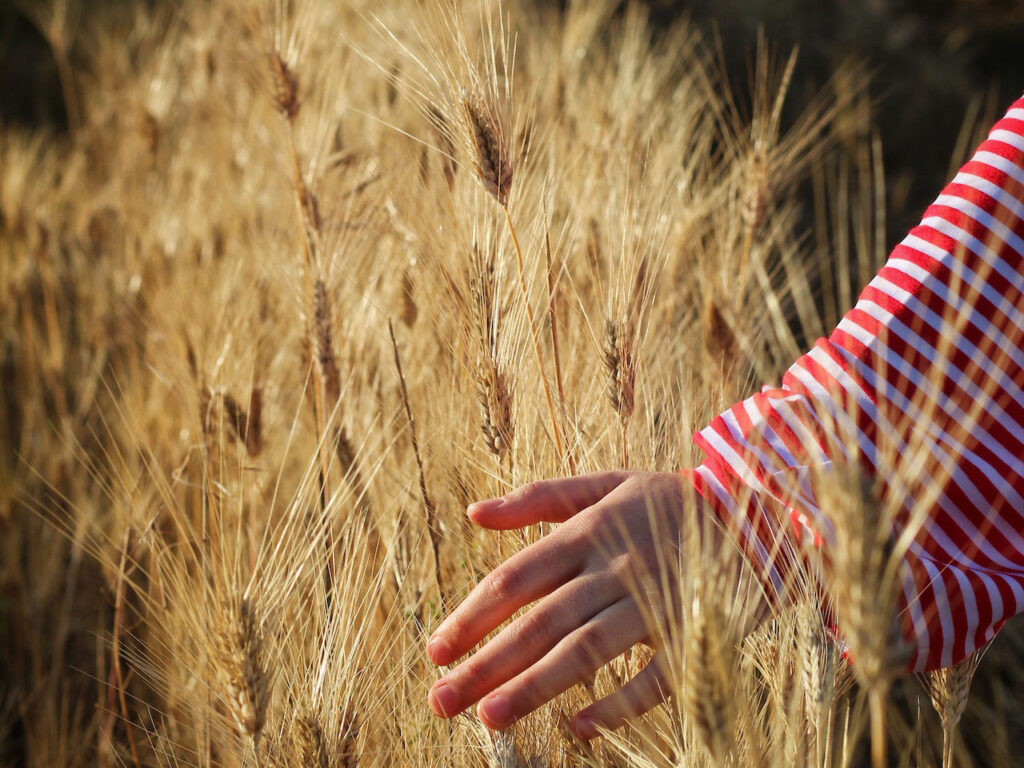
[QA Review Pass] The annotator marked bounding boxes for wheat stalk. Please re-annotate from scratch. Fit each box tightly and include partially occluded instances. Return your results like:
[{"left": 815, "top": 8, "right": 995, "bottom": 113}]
[
  {"left": 261, "top": 22, "right": 353, "bottom": 608},
  {"left": 543, "top": 225, "right": 575, "bottom": 474},
  {"left": 388, "top": 318, "right": 445, "bottom": 603},
  {"left": 922, "top": 645, "right": 987, "bottom": 768},
  {"left": 460, "top": 84, "right": 567, "bottom": 469},
  {"left": 813, "top": 463, "right": 913, "bottom": 768},
  {"left": 503, "top": 207, "right": 567, "bottom": 470}
]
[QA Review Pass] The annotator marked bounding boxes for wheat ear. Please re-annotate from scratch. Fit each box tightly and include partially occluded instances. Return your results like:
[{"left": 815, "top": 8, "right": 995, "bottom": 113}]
[
  {"left": 469, "top": 244, "right": 515, "bottom": 462},
  {"left": 461, "top": 95, "right": 513, "bottom": 207},
  {"left": 796, "top": 599, "right": 837, "bottom": 763},
  {"left": 476, "top": 357, "right": 515, "bottom": 462},
  {"left": 682, "top": 589, "right": 736, "bottom": 761},
  {"left": 293, "top": 713, "right": 329, "bottom": 768},
  {"left": 214, "top": 596, "right": 270, "bottom": 766},
  {"left": 603, "top": 319, "right": 635, "bottom": 468},
  {"left": 460, "top": 93, "right": 567, "bottom": 470}
]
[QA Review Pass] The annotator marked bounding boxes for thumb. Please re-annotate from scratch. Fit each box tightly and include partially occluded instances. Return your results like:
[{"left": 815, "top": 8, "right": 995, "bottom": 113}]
[{"left": 467, "top": 471, "right": 628, "bottom": 529}]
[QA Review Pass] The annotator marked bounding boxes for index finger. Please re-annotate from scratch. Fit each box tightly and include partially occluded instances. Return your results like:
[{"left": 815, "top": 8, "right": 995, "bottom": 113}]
[
  {"left": 467, "top": 471, "right": 627, "bottom": 529},
  {"left": 427, "top": 524, "right": 587, "bottom": 665}
]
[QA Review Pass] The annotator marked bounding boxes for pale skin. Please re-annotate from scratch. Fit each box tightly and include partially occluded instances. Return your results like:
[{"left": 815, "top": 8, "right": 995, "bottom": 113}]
[{"left": 425, "top": 469, "right": 753, "bottom": 739}]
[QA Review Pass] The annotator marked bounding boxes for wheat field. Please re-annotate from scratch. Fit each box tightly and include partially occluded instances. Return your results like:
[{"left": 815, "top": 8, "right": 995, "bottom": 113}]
[{"left": 2, "top": 1, "right": 1023, "bottom": 766}]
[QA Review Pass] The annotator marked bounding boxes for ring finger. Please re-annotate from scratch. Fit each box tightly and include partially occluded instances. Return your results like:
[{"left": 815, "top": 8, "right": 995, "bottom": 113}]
[
  {"left": 475, "top": 597, "right": 649, "bottom": 729},
  {"left": 428, "top": 569, "right": 625, "bottom": 717}
]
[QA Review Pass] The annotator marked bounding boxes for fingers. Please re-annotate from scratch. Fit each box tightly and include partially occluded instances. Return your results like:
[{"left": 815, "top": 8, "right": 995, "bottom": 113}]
[
  {"left": 571, "top": 655, "right": 672, "bottom": 740},
  {"left": 467, "top": 471, "right": 628, "bottom": 529},
  {"left": 427, "top": 570, "right": 624, "bottom": 718},
  {"left": 427, "top": 525, "right": 587, "bottom": 666},
  {"left": 474, "top": 598, "right": 648, "bottom": 730}
]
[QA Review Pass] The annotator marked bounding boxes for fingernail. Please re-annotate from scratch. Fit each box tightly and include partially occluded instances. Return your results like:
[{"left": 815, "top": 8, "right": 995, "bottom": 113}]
[
  {"left": 427, "top": 635, "right": 452, "bottom": 665},
  {"left": 429, "top": 682, "right": 459, "bottom": 717},
  {"left": 467, "top": 498, "right": 503, "bottom": 518},
  {"left": 479, "top": 694, "right": 514, "bottom": 728},
  {"left": 572, "top": 716, "right": 597, "bottom": 740}
]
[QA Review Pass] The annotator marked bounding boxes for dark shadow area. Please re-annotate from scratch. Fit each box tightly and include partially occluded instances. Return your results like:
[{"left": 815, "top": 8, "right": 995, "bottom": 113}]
[
  {"left": 645, "top": 0, "right": 1024, "bottom": 242},
  {"left": 0, "top": 0, "right": 161, "bottom": 131},
  {"left": 0, "top": 4, "right": 66, "bottom": 130}
]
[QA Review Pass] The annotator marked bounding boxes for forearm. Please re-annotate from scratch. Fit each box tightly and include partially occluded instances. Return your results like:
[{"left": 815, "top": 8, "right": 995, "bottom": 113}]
[{"left": 692, "top": 93, "right": 1024, "bottom": 672}]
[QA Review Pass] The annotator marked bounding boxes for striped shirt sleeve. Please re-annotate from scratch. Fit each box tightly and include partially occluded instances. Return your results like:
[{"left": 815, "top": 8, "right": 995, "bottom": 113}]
[{"left": 690, "top": 93, "right": 1024, "bottom": 673}]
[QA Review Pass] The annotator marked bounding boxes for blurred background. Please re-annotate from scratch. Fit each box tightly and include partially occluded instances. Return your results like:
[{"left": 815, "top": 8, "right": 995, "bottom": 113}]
[
  {"left": 3, "top": 0, "right": 1024, "bottom": 241},
  {"left": 3, "top": 2, "right": 1024, "bottom": 766}
]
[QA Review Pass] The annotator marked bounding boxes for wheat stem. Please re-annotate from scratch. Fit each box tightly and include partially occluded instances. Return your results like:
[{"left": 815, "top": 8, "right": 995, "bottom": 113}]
[
  {"left": 738, "top": 224, "right": 755, "bottom": 284},
  {"left": 273, "top": 66, "right": 335, "bottom": 604},
  {"left": 869, "top": 685, "right": 887, "bottom": 768},
  {"left": 942, "top": 727, "right": 954, "bottom": 768},
  {"left": 543, "top": 228, "right": 575, "bottom": 474},
  {"left": 389, "top": 319, "right": 445, "bottom": 603},
  {"left": 923, "top": 645, "right": 986, "bottom": 768},
  {"left": 823, "top": 703, "right": 836, "bottom": 768},
  {"left": 53, "top": 42, "right": 81, "bottom": 137},
  {"left": 503, "top": 206, "right": 565, "bottom": 464},
  {"left": 113, "top": 529, "right": 142, "bottom": 768}
]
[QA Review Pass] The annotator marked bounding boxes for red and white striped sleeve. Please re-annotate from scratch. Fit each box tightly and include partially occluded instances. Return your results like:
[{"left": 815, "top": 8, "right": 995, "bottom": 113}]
[{"left": 689, "top": 93, "right": 1024, "bottom": 673}]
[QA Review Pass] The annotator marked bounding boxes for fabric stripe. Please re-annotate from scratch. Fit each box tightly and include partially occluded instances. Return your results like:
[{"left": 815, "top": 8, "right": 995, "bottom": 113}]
[{"left": 689, "top": 93, "right": 1024, "bottom": 672}]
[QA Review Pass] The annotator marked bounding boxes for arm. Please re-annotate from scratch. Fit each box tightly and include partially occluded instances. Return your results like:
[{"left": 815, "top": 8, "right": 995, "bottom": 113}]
[{"left": 694, "top": 92, "right": 1024, "bottom": 671}]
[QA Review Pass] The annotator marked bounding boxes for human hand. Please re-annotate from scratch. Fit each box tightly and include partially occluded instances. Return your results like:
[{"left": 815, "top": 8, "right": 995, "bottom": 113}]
[{"left": 425, "top": 470, "right": 710, "bottom": 739}]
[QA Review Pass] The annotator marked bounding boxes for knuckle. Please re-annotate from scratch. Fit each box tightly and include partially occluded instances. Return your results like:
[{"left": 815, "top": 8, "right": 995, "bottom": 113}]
[
  {"left": 649, "top": 657, "right": 671, "bottom": 691},
  {"left": 617, "top": 473, "right": 641, "bottom": 492},
  {"left": 606, "top": 469, "right": 629, "bottom": 484},
  {"left": 518, "top": 607, "right": 555, "bottom": 645},
  {"left": 509, "top": 676, "right": 542, "bottom": 712},
  {"left": 558, "top": 517, "right": 592, "bottom": 550},
  {"left": 582, "top": 502, "right": 613, "bottom": 528},
  {"left": 575, "top": 623, "right": 610, "bottom": 665},
  {"left": 487, "top": 563, "right": 520, "bottom": 604},
  {"left": 606, "top": 554, "right": 629, "bottom": 577},
  {"left": 454, "top": 661, "right": 489, "bottom": 699},
  {"left": 513, "top": 480, "right": 543, "bottom": 502}
]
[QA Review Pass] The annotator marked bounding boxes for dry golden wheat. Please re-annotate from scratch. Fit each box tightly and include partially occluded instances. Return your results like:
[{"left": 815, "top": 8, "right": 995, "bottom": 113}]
[{"left": 3, "top": 1, "right": 1018, "bottom": 766}]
